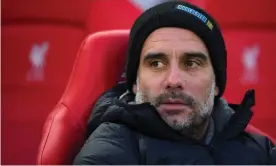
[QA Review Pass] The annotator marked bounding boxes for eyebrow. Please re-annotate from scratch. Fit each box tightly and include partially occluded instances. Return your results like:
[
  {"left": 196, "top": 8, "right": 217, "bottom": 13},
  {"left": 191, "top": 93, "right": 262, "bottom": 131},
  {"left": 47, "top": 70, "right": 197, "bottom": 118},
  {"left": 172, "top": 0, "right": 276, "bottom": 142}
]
[
  {"left": 143, "top": 51, "right": 208, "bottom": 63},
  {"left": 143, "top": 52, "right": 167, "bottom": 62},
  {"left": 183, "top": 52, "right": 208, "bottom": 62}
]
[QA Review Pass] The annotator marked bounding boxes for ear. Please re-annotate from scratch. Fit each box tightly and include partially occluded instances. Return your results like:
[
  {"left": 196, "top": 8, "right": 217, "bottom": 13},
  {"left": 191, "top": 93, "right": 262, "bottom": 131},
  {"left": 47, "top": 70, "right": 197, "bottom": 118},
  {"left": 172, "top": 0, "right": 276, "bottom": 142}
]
[
  {"left": 132, "top": 84, "right": 137, "bottom": 94},
  {"left": 215, "top": 86, "right": 219, "bottom": 96}
]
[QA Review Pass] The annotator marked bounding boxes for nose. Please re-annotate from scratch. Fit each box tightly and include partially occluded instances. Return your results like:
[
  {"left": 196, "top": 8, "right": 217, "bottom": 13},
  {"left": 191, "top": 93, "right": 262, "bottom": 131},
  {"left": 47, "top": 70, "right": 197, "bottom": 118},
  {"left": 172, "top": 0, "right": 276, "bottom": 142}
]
[{"left": 165, "top": 65, "right": 184, "bottom": 90}]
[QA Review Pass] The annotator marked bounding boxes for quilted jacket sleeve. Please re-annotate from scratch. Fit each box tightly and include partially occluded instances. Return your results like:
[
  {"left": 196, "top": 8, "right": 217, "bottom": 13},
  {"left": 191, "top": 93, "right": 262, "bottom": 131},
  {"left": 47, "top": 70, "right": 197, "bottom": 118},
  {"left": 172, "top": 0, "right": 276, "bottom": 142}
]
[{"left": 73, "top": 122, "right": 140, "bottom": 165}]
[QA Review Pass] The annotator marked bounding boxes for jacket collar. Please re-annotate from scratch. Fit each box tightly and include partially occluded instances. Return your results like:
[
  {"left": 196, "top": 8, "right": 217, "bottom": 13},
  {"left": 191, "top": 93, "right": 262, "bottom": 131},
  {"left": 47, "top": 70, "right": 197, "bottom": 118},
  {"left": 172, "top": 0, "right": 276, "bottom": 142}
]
[{"left": 87, "top": 82, "right": 255, "bottom": 143}]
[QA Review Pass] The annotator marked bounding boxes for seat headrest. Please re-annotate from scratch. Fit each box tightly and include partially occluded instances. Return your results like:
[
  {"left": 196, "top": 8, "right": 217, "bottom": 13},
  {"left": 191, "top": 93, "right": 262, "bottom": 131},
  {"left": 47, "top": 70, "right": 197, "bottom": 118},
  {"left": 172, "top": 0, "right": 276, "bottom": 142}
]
[{"left": 61, "top": 29, "right": 130, "bottom": 128}]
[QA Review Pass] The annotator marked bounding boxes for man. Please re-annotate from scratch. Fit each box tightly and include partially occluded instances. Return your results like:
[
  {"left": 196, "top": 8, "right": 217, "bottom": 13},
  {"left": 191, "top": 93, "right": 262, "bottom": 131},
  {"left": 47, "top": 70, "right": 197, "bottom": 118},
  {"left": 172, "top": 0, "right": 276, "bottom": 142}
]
[{"left": 74, "top": 1, "right": 276, "bottom": 165}]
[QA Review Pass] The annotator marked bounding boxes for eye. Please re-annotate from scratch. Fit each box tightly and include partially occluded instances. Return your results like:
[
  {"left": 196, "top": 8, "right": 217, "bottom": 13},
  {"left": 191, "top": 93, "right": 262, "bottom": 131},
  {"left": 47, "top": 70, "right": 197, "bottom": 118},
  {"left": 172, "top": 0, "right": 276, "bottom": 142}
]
[
  {"left": 185, "top": 60, "right": 201, "bottom": 69},
  {"left": 150, "top": 60, "right": 166, "bottom": 69}
]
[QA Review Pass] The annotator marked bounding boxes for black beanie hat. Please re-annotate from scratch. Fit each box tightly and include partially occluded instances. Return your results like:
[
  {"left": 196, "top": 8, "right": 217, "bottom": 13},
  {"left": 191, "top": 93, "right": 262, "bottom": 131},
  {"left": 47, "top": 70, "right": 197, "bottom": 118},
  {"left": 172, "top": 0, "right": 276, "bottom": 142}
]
[{"left": 126, "top": 0, "right": 227, "bottom": 98}]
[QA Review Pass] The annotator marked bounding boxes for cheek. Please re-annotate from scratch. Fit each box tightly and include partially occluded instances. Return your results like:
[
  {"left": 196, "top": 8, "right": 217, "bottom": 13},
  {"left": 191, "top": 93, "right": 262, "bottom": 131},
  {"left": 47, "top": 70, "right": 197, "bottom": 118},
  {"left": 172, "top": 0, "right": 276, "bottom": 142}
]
[
  {"left": 139, "top": 72, "right": 164, "bottom": 96},
  {"left": 185, "top": 74, "right": 214, "bottom": 99}
]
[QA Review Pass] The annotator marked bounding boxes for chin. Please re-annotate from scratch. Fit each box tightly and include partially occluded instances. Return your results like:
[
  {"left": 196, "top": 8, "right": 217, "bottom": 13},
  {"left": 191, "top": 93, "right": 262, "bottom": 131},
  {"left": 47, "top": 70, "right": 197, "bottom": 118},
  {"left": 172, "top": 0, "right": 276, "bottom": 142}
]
[
  {"left": 165, "top": 109, "right": 191, "bottom": 119},
  {"left": 162, "top": 113, "right": 193, "bottom": 128}
]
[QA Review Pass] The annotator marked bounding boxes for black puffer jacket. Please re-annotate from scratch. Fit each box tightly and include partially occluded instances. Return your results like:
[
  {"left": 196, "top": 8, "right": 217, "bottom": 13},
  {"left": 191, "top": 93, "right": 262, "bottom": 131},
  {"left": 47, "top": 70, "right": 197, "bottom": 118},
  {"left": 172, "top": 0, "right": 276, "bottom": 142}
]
[{"left": 74, "top": 82, "right": 276, "bottom": 165}]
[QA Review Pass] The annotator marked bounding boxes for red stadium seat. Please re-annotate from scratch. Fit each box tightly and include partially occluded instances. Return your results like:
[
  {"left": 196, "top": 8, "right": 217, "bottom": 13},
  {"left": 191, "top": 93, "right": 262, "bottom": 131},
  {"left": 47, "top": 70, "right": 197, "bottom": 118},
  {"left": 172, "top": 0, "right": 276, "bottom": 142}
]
[
  {"left": 205, "top": 0, "right": 276, "bottom": 28},
  {"left": 223, "top": 30, "right": 276, "bottom": 138},
  {"left": 36, "top": 30, "right": 276, "bottom": 165},
  {"left": 86, "top": 0, "right": 143, "bottom": 34},
  {"left": 1, "top": 24, "right": 85, "bottom": 164},
  {"left": 204, "top": 0, "right": 276, "bottom": 138},
  {"left": 2, "top": 0, "right": 91, "bottom": 23},
  {"left": 1, "top": 0, "right": 92, "bottom": 164},
  {"left": 36, "top": 30, "right": 129, "bottom": 165}
]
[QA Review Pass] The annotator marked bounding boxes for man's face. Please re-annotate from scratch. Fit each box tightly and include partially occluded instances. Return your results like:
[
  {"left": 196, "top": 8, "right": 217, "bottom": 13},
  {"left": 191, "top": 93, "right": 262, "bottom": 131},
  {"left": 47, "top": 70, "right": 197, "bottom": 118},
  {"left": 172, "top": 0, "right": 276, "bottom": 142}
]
[{"left": 133, "top": 27, "right": 219, "bottom": 132}]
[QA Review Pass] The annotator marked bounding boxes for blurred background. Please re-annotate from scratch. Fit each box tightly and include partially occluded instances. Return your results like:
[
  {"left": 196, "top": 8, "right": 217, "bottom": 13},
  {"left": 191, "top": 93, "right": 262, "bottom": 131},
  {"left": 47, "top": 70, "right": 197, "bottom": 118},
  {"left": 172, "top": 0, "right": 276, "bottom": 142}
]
[{"left": 1, "top": 0, "right": 276, "bottom": 164}]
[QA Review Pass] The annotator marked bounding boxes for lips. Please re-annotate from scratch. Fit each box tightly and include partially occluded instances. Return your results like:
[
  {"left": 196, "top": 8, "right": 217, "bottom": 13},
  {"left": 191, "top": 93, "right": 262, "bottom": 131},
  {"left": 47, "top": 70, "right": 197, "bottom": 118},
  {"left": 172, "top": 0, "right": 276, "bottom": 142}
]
[
  {"left": 161, "top": 98, "right": 185, "bottom": 105},
  {"left": 158, "top": 98, "right": 189, "bottom": 112}
]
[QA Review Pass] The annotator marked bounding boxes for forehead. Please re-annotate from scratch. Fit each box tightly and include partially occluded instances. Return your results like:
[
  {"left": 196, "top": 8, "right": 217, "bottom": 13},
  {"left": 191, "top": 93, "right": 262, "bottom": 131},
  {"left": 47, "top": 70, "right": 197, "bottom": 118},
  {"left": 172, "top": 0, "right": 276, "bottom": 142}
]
[{"left": 141, "top": 27, "right": 209, "bottom": 56}]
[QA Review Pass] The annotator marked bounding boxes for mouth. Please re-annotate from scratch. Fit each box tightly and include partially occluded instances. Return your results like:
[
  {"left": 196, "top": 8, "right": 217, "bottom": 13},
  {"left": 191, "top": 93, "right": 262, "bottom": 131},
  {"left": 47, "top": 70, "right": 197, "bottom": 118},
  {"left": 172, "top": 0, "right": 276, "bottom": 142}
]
[
  {"left": 158, "top": 99, "right": 190, "bottom": 112},
  {"left": 161, "top": 98, "right": 185, "bottom": 105}
]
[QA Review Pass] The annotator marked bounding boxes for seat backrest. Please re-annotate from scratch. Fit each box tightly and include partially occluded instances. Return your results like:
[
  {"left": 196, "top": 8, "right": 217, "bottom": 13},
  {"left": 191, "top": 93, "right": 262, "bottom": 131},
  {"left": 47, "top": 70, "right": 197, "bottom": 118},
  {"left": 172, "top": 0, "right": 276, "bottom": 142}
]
[
  {"left": 205, "top": 0, "right": 276, "bottom": 138},
  {"left": 1, "top": 0, "right": 93, "bottom": 164},
  {"left": 205, "top": 0, "right": 276, "bottom": 28},
  {"left": 36, "top": 30, "right": 129, "bottom": 165},
  {"left": 86, "top": 0, "right": 141, "bottom": 34}
]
